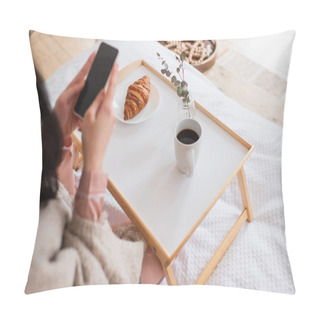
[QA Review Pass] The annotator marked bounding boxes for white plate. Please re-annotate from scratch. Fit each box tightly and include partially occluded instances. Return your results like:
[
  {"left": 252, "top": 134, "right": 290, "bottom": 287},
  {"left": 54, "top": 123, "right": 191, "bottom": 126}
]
[{"left": 113, "top": 83, "right": 160, "bottom": 124}]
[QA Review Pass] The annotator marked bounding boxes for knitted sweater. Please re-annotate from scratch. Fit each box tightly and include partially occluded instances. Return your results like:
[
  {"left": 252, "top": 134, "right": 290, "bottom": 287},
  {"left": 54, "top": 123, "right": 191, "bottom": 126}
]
[{"left": 25, "top": 183, "right": 145, "bottom": 294}]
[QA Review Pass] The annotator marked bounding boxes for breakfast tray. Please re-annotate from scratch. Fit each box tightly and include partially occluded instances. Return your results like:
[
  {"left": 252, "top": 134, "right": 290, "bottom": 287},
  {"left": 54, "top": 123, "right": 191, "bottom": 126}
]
[{"left": 74, "top": 59, "right": 254, "bottom": 285}]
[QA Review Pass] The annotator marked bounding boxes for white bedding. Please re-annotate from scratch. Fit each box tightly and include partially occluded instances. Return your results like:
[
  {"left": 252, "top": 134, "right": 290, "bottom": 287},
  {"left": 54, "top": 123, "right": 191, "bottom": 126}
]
[{"left": 44, "top": 40, "right": 294, "bottom": 293}]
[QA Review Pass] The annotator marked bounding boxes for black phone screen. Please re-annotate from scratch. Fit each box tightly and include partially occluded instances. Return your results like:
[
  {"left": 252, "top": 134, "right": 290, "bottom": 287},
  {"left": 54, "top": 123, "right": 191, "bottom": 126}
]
[{"left": 74, "top": 42, "right": 119, "bottom": 118}]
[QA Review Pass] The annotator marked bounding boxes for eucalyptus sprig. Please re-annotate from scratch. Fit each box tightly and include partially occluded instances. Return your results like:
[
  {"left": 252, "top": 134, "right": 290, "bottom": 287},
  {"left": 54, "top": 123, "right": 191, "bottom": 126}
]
[{"left": 157, "top": 51, "right": 190, "bottom": 104}]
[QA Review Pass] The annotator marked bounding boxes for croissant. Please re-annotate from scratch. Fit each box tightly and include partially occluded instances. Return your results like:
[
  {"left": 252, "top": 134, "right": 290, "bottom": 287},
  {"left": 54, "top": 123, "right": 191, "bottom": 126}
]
[{"left": 124, "top": 75, "right": 151, "bottom": 120}]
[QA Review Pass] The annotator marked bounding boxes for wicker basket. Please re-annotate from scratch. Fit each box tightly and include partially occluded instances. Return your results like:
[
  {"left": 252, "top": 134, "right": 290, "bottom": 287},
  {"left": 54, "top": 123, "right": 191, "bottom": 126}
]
[{"left": 159, "top": 40, "right": 217, "bottom": 72}]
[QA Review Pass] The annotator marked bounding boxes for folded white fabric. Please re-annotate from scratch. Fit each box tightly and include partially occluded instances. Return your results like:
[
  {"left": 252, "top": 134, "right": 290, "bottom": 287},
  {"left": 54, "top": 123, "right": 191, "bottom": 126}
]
[{"left": 45, "top": 40, "right": 294, "bottom": 294}]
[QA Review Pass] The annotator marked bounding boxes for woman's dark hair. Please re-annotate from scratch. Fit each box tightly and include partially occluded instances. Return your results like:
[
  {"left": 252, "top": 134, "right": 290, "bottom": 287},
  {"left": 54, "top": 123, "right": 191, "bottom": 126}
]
[{"left": 36, "top": 72, "right": 63, "bottom": 206}]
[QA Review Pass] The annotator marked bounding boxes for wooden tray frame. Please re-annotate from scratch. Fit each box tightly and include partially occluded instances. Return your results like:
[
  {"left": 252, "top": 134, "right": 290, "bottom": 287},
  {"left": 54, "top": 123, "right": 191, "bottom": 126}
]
[{"left": 73, "top": 59, "right": 255, "bottom": 285}]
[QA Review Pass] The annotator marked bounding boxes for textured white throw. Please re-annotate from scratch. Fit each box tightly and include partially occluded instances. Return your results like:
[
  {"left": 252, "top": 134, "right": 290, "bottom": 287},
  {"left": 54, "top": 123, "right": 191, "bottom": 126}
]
[{"left": 44, "top": 40, "right": 294, "bottom": 294}]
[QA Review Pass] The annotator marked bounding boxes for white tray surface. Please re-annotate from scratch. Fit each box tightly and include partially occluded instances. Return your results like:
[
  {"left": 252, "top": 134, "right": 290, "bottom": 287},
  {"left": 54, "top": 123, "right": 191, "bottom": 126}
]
[{"left": 103, "top": 64, "right": 249, "bottom": 256}]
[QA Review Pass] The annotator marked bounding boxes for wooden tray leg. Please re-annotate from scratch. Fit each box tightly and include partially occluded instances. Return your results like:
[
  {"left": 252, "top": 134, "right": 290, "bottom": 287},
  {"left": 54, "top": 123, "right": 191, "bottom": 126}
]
[
  {"left": 195, "top": 208, "right": 248, "bottom": 284},
  {"left": 162, "top": 260, "right": 177, "bottom": 285},
  {"left": 237, "top": 167, "right": 253, "bottom": 222}
]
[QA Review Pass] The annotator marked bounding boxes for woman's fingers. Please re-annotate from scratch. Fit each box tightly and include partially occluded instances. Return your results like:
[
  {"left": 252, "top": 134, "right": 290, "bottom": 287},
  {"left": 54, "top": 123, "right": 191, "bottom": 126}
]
[
  {"left": 67, "top": 51, "right": 96, "bottom": 89},
  {"left": 65, "top": 78, "right": 85, "bottom": 103},
  {"left": 98, "top": 63, "right": 118, "bottom": 115},
  {"left": 85, "top": 89, "right": 105, "bottom": 120}
]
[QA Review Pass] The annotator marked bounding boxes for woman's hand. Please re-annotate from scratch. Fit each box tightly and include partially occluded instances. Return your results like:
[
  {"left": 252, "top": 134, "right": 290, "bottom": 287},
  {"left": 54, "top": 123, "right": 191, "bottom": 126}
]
[
  {"left": 81, "top": 63, "right": 118, "bottom": 172},
  {"left": 53, "top": 51, "right": 96, "bottom": 138}
]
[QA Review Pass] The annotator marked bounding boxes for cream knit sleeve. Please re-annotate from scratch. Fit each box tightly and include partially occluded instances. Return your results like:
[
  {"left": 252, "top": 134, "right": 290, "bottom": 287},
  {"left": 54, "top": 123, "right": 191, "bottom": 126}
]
[
  {"left": 65, "top": 212, "right": 145, "bottom": 284},
  {"left": 25, "top": 200, "right": 83, "bottom": 294}
]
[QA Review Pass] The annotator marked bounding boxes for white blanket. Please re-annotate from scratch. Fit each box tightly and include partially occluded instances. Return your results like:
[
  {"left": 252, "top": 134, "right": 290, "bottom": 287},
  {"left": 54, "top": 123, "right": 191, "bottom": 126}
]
[{"left": 44, "top": 40, "right": 294, "bottom": 293}]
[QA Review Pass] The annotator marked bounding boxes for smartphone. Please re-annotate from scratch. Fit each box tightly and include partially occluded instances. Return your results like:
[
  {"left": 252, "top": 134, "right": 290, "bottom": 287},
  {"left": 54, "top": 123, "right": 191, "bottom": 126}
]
[{"left": 74, "top": 42, "right": 119, "bottom": 118}]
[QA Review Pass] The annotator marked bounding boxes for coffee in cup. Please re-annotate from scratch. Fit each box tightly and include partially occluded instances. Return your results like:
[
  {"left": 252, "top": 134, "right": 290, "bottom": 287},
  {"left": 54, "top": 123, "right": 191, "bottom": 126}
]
[{"left": 174, "top": 118, "right": 202, "bottom": 177}]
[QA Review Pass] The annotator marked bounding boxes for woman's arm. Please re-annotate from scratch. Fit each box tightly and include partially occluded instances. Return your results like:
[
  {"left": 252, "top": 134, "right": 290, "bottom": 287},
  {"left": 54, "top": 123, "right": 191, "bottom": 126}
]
[
  {"left": 73, "top": 62, "right": 118, "bottom": 220},
  {"left": 54, "top": 55, "right": 118, "bottom": 220},
  {"left": 74, "top": 170, "right": 108, "bottom": 221}
]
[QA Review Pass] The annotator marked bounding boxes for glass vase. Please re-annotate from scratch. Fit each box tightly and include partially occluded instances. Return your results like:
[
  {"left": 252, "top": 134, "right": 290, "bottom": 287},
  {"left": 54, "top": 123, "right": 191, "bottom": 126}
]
[{"left": 177, "top": 95, "right": 196, "bottom": 122}]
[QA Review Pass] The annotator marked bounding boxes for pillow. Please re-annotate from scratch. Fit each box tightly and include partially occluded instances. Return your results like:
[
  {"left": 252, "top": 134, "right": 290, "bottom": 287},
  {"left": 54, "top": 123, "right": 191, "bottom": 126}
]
[{"left": 26, "top": 30, "right": 295, "bottom": 294}]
